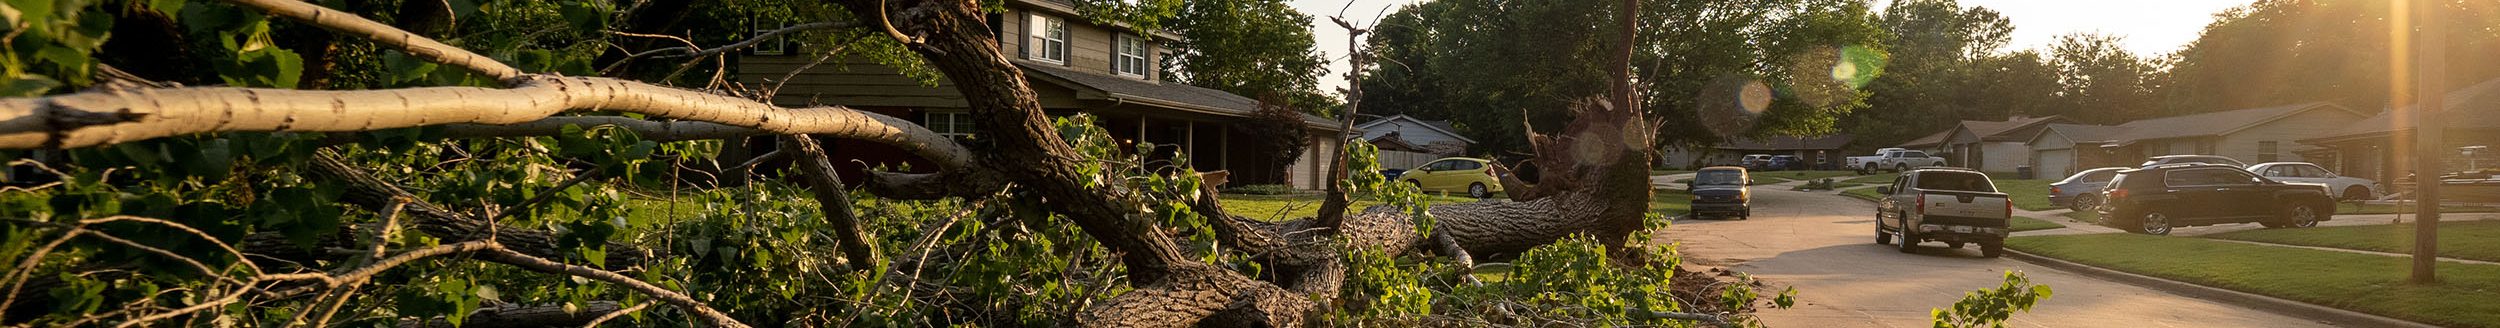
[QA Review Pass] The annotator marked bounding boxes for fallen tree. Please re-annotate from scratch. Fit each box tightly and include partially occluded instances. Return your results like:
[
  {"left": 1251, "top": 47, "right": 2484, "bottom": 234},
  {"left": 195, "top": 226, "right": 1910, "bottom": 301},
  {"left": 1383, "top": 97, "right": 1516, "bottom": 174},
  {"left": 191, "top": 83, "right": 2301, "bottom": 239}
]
[{"left": 0, "top": 0, "right": 1775, "bottom": 326}]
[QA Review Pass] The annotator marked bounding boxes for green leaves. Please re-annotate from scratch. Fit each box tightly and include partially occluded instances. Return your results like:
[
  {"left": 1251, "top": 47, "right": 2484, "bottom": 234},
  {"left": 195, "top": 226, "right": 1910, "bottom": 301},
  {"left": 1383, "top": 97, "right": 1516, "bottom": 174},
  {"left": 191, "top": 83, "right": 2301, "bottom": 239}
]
[{"left": 1931, "top": 270, "right": 2053, "bottom": 328}]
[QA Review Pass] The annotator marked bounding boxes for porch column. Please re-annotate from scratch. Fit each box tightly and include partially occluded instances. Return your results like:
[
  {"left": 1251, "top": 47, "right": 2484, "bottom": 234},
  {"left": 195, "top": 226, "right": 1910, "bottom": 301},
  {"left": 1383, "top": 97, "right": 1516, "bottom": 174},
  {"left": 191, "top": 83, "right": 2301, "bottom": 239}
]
[{"left": 1187, "top": 121, "right": 1198, "bottom": 160}]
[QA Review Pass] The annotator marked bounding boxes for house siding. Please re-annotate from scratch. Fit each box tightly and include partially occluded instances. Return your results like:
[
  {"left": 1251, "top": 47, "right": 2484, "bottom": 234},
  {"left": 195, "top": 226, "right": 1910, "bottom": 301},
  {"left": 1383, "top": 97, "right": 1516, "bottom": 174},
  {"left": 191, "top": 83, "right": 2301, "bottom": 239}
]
[
  {"left": 2214, "top": 108, "right": 2365, "bottom": 163},
  {"left": 738, "top": 55, "right": 1086, "bottom": 109},
  {"left": 1359, "top": 120, "right": 1467, "bottom": 147},
  {"left": 1978, "top": 142, "right": 2028, "bottom": 173}
]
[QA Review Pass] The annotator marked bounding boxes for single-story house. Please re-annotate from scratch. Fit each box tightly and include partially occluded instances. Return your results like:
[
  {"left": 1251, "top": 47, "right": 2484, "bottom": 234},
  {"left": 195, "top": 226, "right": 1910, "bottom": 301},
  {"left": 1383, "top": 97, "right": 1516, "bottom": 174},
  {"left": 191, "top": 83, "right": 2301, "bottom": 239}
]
[
  {"left": 2026, "top": 102, "right": 2366, "bottom": 179},
  {"left": 1898, "top": 116, "right": 2069, "bottom": 173},
  {"left": 2024, "top": 124, "right": 2135, "bottom": 178},
  {"left": 2300, "top": 77, "right": 2500, "bottom": 183},
  {"left": 1660, "top": 135, "right": 1853, "bottom": 169},
  {"left": 1357, "top": 114, "right": 1473, "bottom": 169},
  {"left": 736, "top": 0, "right": 1352, "bottom": 189}
]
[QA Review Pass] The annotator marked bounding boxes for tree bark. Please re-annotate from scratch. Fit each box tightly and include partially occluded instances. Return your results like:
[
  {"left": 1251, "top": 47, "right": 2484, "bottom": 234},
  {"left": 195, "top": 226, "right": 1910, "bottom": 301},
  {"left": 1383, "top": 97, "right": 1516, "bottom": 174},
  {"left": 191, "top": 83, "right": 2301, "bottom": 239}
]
[{"left": 777, "top": 135, "right": 882, "bottom": 271}]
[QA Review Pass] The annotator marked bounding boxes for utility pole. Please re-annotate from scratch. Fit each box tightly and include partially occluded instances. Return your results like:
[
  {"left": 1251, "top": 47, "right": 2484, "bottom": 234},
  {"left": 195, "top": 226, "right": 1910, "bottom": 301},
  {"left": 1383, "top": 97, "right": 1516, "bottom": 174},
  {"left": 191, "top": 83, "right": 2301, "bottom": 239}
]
[{"left": 2410, "top": 0, "right": 2446, "bottom": 284}]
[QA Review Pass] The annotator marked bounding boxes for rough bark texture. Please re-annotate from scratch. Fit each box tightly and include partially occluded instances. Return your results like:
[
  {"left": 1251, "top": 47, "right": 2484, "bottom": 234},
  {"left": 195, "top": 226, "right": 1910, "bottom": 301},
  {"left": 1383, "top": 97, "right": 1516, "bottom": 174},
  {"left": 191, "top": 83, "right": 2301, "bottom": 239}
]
[{"left": 778, "top": 135, "right": 882, "bottom": 271}]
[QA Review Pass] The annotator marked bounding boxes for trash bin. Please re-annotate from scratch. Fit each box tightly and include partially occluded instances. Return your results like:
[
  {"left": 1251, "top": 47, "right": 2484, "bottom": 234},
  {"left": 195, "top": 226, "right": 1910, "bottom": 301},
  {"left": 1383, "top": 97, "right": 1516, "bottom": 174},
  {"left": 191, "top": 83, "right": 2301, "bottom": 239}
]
[{"left": 2016, "top": 165, "right": 2034, "bottom": 179}]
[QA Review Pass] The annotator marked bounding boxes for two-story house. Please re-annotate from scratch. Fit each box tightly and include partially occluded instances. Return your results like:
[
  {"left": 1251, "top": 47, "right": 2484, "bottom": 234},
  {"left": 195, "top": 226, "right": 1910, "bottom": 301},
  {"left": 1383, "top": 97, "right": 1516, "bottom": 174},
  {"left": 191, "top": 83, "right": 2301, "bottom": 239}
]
[{"left": 736, "top": 0, "right": 1353, "bottom": 189}]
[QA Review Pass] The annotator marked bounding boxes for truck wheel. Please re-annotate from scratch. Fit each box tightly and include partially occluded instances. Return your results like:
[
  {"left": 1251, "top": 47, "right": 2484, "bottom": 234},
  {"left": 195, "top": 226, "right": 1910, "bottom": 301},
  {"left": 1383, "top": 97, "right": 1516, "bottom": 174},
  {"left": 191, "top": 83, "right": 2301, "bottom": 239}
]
[
  {"left": 1947, "top": 241, "right": 1965, "bottom": 249},
  {"left": 1981, "top": 241, "right": 2004, "bottom": 258},
  {"left": 1875, "top": 217, "right": 1894, "bottom": 245},
  {"left": 1896, "top": 215, "right": 1918, "bottom": 253},
  {"left": 1895, "top": 163, "right": 1909, "bottom": 172},
  {"left": 2342, "top": 186, "right": 2371, "bottom": 201},
  {"left": 1860, "top": 164, "right": 1876, "bottom": 175}
]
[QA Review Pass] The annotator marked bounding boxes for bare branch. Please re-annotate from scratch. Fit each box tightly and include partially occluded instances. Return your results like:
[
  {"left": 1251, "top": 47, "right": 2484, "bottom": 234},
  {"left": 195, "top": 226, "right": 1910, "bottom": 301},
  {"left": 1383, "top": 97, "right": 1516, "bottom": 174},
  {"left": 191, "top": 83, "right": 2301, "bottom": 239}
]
[
  {"left": 217, "top": 0, "right": 522, "bottom": 81},
  {"left": 480, "top": 247, "right": 749, "bottom": 328}
]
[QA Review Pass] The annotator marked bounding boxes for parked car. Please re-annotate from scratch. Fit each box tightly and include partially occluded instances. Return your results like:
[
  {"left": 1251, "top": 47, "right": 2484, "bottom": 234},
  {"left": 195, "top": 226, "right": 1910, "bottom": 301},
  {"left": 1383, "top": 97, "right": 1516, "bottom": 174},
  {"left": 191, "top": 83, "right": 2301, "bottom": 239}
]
[
  {"left": 1874, "top": 168, "right": 2011, "bottom": 257},
  {"left": 1740, "top": 154, "right": 1774, "bottom": 170},
  {"left": 2139, "top": 155, "right": 2247, "bottom": 168},
  {"left": 1686, "top": 166, "right": 1753, "bottom": 220},
  {"left": 1379, "top": 168, "right": 1408, "bottom": 181},
  {"left": 1768, "top": 155, "right": 1806, "bottom": 171},
  {"left": 2246, "top": 162, "right": 2380, "bottom": 201},
  {"left": 1847, "top": 148, "right": 1949, "bottom": 174},
  {"left": 2097, "top": 164, "right": 2336, "bottom": 235},
  {"left": 1403, "top": 157, "right": 1504, "bottom": 198},
  {"left": 2049, "top": 167, "right": 2127, "bottom": 211}
]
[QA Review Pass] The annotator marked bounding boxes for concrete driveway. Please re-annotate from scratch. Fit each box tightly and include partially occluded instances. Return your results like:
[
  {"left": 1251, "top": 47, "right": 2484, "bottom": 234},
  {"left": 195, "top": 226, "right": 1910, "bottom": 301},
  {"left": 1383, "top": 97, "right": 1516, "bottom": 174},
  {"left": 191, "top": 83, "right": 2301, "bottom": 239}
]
[{"left": 1656, "top": 183, "right": 2338, "bottom": 327}]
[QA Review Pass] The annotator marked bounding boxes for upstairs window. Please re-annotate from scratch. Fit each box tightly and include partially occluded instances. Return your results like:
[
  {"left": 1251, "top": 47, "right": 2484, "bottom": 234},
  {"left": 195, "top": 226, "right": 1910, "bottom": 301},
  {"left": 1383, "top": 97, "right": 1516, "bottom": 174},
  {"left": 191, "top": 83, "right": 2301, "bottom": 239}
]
[
  {"left": 1026, "top": 13, "right": 1067, "bottom": 64},
  {"left": 1115, "top": 34, "right": 1149, "bottom": 77}
]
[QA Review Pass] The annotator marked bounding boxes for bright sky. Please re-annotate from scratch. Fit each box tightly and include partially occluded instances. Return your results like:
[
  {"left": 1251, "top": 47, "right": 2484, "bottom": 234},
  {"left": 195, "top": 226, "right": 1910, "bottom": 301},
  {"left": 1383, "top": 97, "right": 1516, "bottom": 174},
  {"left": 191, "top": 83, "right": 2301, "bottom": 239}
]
[{"left": 1284, "top": 0, "right": 2263, "bottom": 93}]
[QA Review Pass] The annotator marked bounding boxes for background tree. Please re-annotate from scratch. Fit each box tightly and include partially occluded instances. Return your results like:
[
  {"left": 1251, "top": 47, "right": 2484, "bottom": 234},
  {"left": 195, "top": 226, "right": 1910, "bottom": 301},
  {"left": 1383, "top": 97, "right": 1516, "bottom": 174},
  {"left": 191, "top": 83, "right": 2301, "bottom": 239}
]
[
  {"left": 2163, "top": 0, "right": 2500, "bottom": 115},
  {"left": 2045, "top": 32, "right": 2165, "bottom": 124},
  {"left": 1166, "top": 0, "right": 1338, "bottom": 115},
  {"left": 1842, "top": 0, "right": 2013, "bottom": 149}
]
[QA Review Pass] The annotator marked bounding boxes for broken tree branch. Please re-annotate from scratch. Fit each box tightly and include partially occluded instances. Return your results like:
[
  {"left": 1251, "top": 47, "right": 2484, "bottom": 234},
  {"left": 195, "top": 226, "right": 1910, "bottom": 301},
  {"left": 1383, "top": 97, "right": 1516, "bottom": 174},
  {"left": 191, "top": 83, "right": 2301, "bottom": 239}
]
[
  {"left": 216, "top": 0, "right": 522, "bottom": 81},
  {"left": 778, "top": 135, "right": 882, "bottom": 272}
]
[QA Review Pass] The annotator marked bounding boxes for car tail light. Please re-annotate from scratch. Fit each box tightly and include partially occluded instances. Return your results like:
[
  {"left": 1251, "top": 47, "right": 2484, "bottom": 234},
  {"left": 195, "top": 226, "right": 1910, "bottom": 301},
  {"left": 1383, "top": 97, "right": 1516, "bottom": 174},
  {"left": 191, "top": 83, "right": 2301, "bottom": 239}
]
[
  {"left": 2006, "top": 198, "right": 2014, "bottom": 218},
  {"left": 2109, "top": 188, "right": 2129, "bottom": 202},
  {"left": 2051, "top": 186, "right": 2062, "bottom": 195},
  {"left": 1917, "top": 194, "right": 1926, "bottom": 214}
]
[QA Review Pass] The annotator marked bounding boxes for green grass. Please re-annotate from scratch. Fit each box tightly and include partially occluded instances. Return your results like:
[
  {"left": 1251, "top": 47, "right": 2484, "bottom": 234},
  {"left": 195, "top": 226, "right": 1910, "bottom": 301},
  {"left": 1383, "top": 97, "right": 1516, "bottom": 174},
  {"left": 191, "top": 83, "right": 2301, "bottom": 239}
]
[
  {"left": 2008, "top": 216, "right": 2065, "bottom": 232},
  {"left": 1842, "top": 172, "right": 1899, "bottom": 184},
  {"left": 2204, "top": 220, "right": 2500, "bottom": 263},
  {"left": 2006, "top": 233, "right": 2500, "bottom": 328},
  {"left": 1650, "top": 189, "right": 1694, "bottom": 218},
  {"left": 2340, "top": 203, "right": 2500, "bottom": 215},
  {"left": 1841, "top": 187, "right": 1883, "bottom": 201},
  {"left": 1992, "top": 179, "right": 2056, "bottom": 211},
  {"left": 1219, "top": 194, "right": 1482, "bottom": 221}
]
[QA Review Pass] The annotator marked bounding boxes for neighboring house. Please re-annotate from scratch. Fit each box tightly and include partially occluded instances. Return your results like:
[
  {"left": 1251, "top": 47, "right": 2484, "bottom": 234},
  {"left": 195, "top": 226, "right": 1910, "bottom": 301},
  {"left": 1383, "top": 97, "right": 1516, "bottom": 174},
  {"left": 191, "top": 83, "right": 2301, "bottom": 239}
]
[
  {"left": 2025, "top": 102, "right": 2367, "bottom": 178},
  {"left": 735, "top": 0, "right": 1352, "bottom": 189},
  {"left": 1898, "top": 116, "right": 2070, "bottom": 173},
  {"left": 1358, "top": 115, "right": 1474, "bottom": 169},
  {"left": 2301, "top": 77, "right": 2500, "bottom": 183},
  {"left": 2025, "top": 124, "right": 2135, "bottom": 178},
  {"left": 1660, "top": 135, "right": 1853, "bottom": 169}
]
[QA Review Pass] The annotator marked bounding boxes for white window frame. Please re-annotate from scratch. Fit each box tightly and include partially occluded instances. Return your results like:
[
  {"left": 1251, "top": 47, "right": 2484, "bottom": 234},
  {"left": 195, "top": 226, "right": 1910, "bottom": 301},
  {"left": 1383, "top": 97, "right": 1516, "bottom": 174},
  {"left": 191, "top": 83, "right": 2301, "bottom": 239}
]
[
  {"left": 927, "top": 112, "right": 975, "bottom": 138},
  {"left": 1114, "top": 34, "right": 1149, "bottom": 77},
  {"left": 752, "top": 21, "right": 790, "bottom": 55},
  {"left": 1026, "top": 13, "right": 1068, "bottom": 64}
]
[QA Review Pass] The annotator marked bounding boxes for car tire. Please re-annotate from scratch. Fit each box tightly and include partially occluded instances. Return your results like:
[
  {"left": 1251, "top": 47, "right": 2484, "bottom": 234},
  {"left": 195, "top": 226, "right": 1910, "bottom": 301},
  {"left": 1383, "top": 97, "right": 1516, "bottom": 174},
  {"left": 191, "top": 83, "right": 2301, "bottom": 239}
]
[
  {"left": 1861, "top": 164, "right": 1877, "bottom": 175},
  {"left": 1895, "top": 163, "right": 1909, "bottom": 172},
  {"left": 2069, "top": 194, "right": 2100, "bottom": 212},
  {"left": 1981, "top": 241, "right": 2004, "bottom": 258},
  {"left": 2342, "top": 186, "right": 2371, "bottom": 201},
  {"left": 1896, "top": 214, "right": 1918, "bottom": 253},
  {"left": 1947, "top": 241, "right": 1966, "bottom": 249},
  {"left": 1468, "top": 183, "right": 1492, "bottom": 199},
  {"left": 1875, "top": 216, "right": 1894, "bottom": 245},
  {"left": 2285, "top": 203, "right": 2322, "bottom": 228},
  {"left": 2138, "top": 212, "right": 2173, "bottom": 235}
]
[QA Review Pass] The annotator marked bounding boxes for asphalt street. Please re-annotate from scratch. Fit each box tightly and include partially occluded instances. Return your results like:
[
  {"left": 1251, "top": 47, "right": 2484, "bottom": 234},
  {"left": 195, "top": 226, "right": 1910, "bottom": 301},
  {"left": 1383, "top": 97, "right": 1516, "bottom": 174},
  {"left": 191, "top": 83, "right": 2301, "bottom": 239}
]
[{"left": 1654, "top": 185, "right": 2340, "bottom": 327}]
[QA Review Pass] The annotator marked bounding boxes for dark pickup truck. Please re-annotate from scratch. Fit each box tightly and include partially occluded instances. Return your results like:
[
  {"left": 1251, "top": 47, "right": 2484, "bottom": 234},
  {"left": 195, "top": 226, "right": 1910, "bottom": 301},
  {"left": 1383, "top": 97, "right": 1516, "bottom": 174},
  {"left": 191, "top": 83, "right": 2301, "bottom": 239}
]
[{"left": 1687, "top": 166, "right": 1753, "bottom": 220}]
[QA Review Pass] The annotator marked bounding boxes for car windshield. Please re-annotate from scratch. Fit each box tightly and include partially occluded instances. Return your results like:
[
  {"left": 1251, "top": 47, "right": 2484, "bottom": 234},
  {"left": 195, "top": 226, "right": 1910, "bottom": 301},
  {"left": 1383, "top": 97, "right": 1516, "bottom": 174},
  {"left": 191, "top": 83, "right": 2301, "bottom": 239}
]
[
  {"left": 1694, "top": 170, "right": 1745, "bottom": 185},
  {"left": 1915, "top": 171, "right": 1995, "bottom": 192}
]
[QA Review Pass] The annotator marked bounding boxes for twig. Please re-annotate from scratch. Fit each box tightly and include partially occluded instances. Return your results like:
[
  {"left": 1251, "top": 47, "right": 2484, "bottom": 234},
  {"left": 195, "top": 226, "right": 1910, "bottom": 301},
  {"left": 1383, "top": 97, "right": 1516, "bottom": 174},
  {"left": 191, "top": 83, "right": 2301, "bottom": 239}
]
[
  {"left": 580, "top": 302, "right": 651, "bottom": 327},
  {"left": 480, "top": 246, "right": 750, "bottom": 328},
  {"left": 487, "top": 168, "right": 602, "bottom": 222},
  {"left": 215, "top": 0, "right": 522, "bottom": 81}
]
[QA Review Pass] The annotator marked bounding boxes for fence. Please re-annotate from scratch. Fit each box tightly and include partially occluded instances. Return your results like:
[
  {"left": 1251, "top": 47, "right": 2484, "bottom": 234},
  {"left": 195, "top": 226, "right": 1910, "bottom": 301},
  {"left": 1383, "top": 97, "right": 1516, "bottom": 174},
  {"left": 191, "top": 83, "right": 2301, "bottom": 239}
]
[{"left": 1377, "top": 150, "right": 1442, "bottom": 170}]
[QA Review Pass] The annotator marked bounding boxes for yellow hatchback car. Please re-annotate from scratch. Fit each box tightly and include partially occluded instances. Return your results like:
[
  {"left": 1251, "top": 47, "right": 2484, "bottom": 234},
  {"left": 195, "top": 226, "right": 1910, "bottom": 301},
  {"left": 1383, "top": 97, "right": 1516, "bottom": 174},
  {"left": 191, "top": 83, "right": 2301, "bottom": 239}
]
[{"left": 1403, "top": 157, "right": 1505, "bottom": 198}]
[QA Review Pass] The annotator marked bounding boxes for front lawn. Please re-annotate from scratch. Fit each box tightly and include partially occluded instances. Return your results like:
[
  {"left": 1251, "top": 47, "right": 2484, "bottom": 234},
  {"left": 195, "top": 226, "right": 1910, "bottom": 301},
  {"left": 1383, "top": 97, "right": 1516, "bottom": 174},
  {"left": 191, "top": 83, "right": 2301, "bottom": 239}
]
[
  {"left": 2062, "top": 211, "right": 2101, "bottom": 224},
  {"left": 2007, "top": 233, "right": 2500, "bottom": 328},
  {"left": 1220, "top": 194, "right": 1481, "bottom": 221},
  {"left": 1991, "top": 179, "right": 2056, "bottom": 211},
  {"left": 1842, "top": 172, "right": 1899, "bottom": 185},
  {"left": 2205, "top": 220, "right": 2500, "bottom": 263},
  {"left": 2009, "top": 216, "right": 2065, "bottom": 232},
  {"left": 2340, "top": 202, "right": 2500, "bottom": 215},
  {"left": 1841, "top": 187, "right": 1882, "bottom": 201},
  {"left": 1650, "top": 189, "right": 1694, "bottom": 218}
]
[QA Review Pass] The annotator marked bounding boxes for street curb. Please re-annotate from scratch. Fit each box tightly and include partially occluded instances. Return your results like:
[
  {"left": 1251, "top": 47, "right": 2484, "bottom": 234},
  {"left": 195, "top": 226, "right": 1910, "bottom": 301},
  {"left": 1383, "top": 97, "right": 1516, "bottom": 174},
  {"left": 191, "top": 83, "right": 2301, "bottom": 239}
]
[{"left": 2002, "top": 249, "right": 2443, "bottom": 328}]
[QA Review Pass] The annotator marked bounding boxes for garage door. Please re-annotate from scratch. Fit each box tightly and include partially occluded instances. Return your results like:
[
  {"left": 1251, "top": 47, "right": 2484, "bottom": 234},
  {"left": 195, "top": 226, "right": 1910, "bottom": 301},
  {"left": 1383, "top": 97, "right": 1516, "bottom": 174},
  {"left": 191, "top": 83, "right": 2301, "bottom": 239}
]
[{"left": 2036, "top": 149, "right": 2074, "bottom": 180}]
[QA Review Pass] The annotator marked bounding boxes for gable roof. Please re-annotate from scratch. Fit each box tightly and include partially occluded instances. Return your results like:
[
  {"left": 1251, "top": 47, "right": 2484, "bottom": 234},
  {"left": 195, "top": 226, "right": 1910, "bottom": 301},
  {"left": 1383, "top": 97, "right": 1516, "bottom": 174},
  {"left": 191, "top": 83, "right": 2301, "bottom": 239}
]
[
  {"left": 1901, "top": 115, "right": 2068, "bottom": 147},
  {"left": 1719, "top": 135, "right": 1852, "bottom": 151},
  {"left": 1017, "top": 62, "right": 1345, "bottom": 130},
  {"left": 2030, "top": 123, "right": 2135, "bottom": 144},
  {"left": 2105, "top": 102, "right": 2359, "bottom": 144},
  {"left": 1355, "top": 114, "right": 1475, "bottom": 143},
  {"left": 2308, "top": 77, "right": 2500, "bottom": 143}
]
